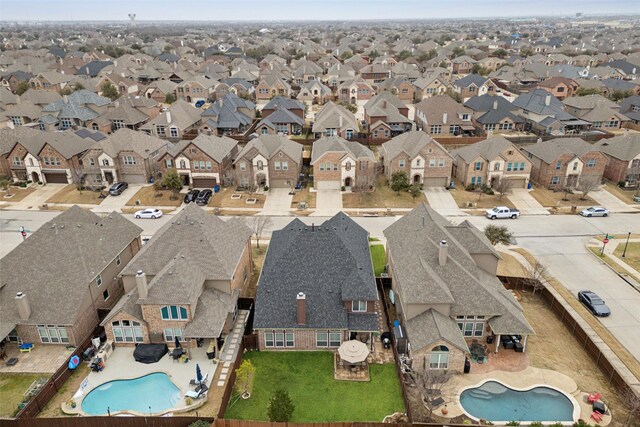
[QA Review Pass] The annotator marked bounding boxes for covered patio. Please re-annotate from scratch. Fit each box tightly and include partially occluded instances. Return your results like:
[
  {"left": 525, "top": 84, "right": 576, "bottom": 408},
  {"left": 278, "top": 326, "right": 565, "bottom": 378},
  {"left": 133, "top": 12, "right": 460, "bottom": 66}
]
[{"left": 334, "top": 339, "right": 370, "bottom": 381}]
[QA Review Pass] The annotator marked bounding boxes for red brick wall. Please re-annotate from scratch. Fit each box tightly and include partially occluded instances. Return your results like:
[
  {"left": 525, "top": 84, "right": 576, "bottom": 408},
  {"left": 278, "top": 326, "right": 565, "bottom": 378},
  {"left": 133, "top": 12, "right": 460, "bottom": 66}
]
[
  {"left": 256, "top": 329, "right": 350, "bottom": 351},
  {"left": 603, "top": 156, "right": 630, "bottom": 184}
]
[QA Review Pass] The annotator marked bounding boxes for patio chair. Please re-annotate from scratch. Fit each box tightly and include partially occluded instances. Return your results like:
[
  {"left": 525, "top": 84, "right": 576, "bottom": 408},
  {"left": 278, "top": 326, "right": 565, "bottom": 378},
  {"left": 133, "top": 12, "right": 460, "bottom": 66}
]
[
  {"left": 185, "top": 384, "right": 208, "bottom": 400},
  {"left": 19, "top": 343, "right": 34, "bottom": 353},
  {"left": 590, "top": 411, "right": 603, "bottom": 423},
  {"left": 189, "top": 373, "right": 208, "bottom": 387},
  {"left": 587, "top": 392, "right": 602, "bottom": 404}
]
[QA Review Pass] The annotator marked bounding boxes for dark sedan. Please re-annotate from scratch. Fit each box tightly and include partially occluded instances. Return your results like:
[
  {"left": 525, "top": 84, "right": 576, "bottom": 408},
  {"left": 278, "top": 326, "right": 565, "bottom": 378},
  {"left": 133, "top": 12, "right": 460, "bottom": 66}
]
[
  {"left": 108, "top": 182, "right": 128, "bottom": 196},
  {"left": 578, "top": 290, "right": 611, "bottom": 317},
  {"left": 184, "top": 189, "right": 200, "bottom": 204},
  {"left": 195, "top": 189, "right": 213, "bottom": 206}
]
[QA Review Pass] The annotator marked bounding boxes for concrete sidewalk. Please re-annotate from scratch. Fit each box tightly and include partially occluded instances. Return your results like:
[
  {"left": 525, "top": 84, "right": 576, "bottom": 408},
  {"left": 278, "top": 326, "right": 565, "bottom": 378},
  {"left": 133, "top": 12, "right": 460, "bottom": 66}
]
[
  {"left": 508, "top": 188, "right": 549, "bottom": 215},
  {"left": 589, "top": 188, "right": 638, "bottom": 213},
  {"left": 311, "top": 189, "right": 343, "bottom": 216}
]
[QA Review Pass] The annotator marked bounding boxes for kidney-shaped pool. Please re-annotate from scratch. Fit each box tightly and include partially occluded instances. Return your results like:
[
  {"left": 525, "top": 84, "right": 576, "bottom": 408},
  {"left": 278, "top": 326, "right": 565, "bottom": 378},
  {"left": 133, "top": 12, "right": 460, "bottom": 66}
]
[
  {"left": 459, "top": 380, "right": 577, "bottom": 423},
  {"left": 82, "top": 372, "right": 181, "bottom": 415}
]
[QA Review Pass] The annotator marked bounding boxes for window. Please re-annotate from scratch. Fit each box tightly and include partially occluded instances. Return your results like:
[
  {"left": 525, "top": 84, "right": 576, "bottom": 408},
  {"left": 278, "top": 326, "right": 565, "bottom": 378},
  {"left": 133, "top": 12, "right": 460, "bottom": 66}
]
[
  {"left": 116, "top": 255, "right": 121, "bottom": 266},
  {"left": 95, "top": 274, "right": 102, "bottom": 287},
  {"left": 484, "top": 123, "right": 496, "bottom": 131},
  {"left": 572, "top": 162, "right": 578, "bottom": 171},
  {"left": 102, "top": 159, "right": 110, "bottom": 166},
  {"left": 586, "top": 159, "right": 596, "bottom": 168},
  {"left": 257, "top": 160, "right": 264, "bottom": 171},
  {"left": 11, "top": 116, "right": 23, "bottom": 126},
  {"left": 474, "top": 161, "right": 483, "bottom": 171},
  {"left": 316, "top": 332, "right": 328, "bottom": 347},
  {"left": 605, "top": 120, "right": 618, "bottom": 128},
  {"left": 123, "top": 156, "right": 136, "bottom": 165},
  {"left": 456, "top": 315, "right": 485, "bottom": 337},
  {"left": 29, "top": 158, "right": 34, "bottom": 166},
  {"left": 61, "top": 118, "right": 73, "bottom": 129},
  {"left": 264, "top": 332, "right": 274, "bottom": 347},
  {"left": 352, "top": 301, "right": 367, "bottom": 312},
  {"left": 199, "top": 161, "right": 206, "bottom": 170},
  {"left": 193, "top": 161, "right": 199, "bottom": 170},
  {"left": 89, "top": 158, "right": 95, "bottom": 166},
  {"left": 103, "top": 289, "right": 110, "bottom": 301},
  {"left": 399, "top": 159, "right": 405, "bottom": 168},
  {"left": 261, "top": 126, "right": 269, "bottom": 134},
  {"left": 170, "top": 127, "right": 178, "bottom": 138},
  {"left": 416, "top": 159, "right": 421, "bottom": 166},
  {"left": 345, "top": 161, "right": 351, "bottom": 171},
  {"left": 430, "top": 125, "right": 442, "bottom": 134},
  {"left": 240, "top": 162, "right": 247, "bottom": 171},
  {"left": 499, "top": 122, "right": 513, "bottom": 130},
  {"left": 449, "top": 125, "right": 460, "bottom": 134},
  {"left": 156, "top": 125, "right": 166, "bottom": 136},
  {"left": 462, "top": 114, "right": 470, "bottom": 121},
  {"left": 551, "top": 176, "right": 560, "bottom": 185},
  {"left": 164, "top": 327, "right": 183, "bottom": 342},
  {"left": 507, "top": 162, "right": 513, "bottom": 171},
  {"left": 329, "top": 331, "right": 341, "bottom": 347},
  {"left": 274, "top": 161, "right": 281, "bottom": 170},
  {"left": 519, "top": 162, "right": 525, "bottom": 171},
  {"left": 286, "top": 332, "right": 294, "bottom": 347},
  {"left": 477, "top": 176, "right": 482, "bottom": 184},
  {"left": 37, "top": 325, "right": 69, "bottom": 343},
  {"left": 282, "top": 161, "right": 288, "bottom": 171},
  {"left": 205, "top": 161, "right": 212, "bottom": 170},
  {"left": 345, "top": 129, "right": 354, "bottom": 139},
  {"left": 39, "top": 122, "right": 46, "bottom": 131},
  {"left": 333, "top": 163, "right": 338, "bottom": 171},
  {"left": 555, "top": 160, "right": 562, "bottom": 170},
  {"left": 92, "top": 123, "right": 99, "bottom": 131},
  {"left": 13, "top": 156, "right": 23, "bottom": 166},
  {"left": 494, "top": 162, "right": 501, "bottom": 171},
  {"left": 113, "top": 119, "right": 125, "bottom": 130},
  {"left": 165, "top": 159, "right": 173, "bottom": 168},
  {"left": 429, "top": 345, "right": 449, "bottom": 369},
  {"left": 319, "top": 163, "right": 325, "bottom": 171},
  {"left": 438, "top": 158, "right": 445, "bottom": 167},
  {"left": 160, "top": 305, "right": 188, "bottom": 320},
  {"left": 471, "top": 177, "right": 476, "bottom": 184},
  {"left": 275, "top": 332, "right": 285, "bottom": 347}
]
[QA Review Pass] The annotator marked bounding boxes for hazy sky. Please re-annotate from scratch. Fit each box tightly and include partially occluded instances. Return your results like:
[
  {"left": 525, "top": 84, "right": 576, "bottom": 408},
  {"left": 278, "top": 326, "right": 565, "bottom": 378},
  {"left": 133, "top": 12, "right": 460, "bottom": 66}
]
[{"left": 1, "top": 0, "right": 638, "bottom": 21}]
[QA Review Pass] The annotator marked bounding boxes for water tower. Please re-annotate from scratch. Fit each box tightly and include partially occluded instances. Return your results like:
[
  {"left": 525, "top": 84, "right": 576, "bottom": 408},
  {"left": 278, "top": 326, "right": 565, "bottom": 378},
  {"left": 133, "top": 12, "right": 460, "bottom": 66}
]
[{"left": 128, "top": 13, "right": 136, "bottom": 28}]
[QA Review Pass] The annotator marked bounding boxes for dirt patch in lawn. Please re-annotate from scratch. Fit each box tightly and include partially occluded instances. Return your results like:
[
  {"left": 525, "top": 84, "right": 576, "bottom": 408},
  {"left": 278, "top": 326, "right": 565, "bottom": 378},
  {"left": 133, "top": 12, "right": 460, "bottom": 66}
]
[
  {"left": 604, "top": 182, "right": 639, "bottom": 205},
  {"left": 242, "top": 245, "right": 268, "bottom": 298},
  {"left": 45, "top": 185, "right": 105, "bottom": 205},
  {"left": 343, "top": 186, "right": 426, "bottom": 209},
  {"left": 1, "top": 186, "right": 36, "bottom": 202},
  {"left": 37, "top": 363, "right": 91, "bottom": 418},
  {"left": 529, "top": 186, "right": 596, "bottom": 208},
  {"left": 126, "top": 187, "right": 183, "bottom": 207},
  {"left": 210, "top": 187, "right": 265, "bottom": 209},
  {"left": 291, "top": 186, "right": 317, "bottom": 209}
]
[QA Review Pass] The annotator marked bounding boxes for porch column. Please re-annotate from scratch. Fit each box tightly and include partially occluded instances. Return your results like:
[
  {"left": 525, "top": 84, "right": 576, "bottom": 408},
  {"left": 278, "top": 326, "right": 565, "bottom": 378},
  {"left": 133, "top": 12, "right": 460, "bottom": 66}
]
[
  {"left": 522, "top": 335, "right": 528, "bottom": 352},
  {"left": 495, "top": 334, "right": 500, "bottom": 354}
]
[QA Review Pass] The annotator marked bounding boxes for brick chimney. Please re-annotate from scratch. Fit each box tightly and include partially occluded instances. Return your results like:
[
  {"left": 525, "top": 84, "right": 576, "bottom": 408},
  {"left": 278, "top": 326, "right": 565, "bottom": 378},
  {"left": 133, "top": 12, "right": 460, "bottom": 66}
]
[
  {"left": 438, "top": 240, "right": 448, "bottom": 266},
  {"left": 15, "top": 292, "right": 31, "bottom": 320},
  {"left": 136, "top": 270, "right": 148, "bottom": 299},
  {"left": 296, "top": 292, "right": 306, "bottom": 325}
]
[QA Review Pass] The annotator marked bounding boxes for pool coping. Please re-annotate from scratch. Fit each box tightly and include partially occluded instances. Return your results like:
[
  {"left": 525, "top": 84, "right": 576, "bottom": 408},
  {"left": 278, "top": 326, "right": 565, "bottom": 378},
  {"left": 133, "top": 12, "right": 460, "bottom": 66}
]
[
  {"left": 456, "top": 378, "right": 581, "bottom": 425},
  {"left": 62, "top": 371, "right": 207, "bottom": 417}
]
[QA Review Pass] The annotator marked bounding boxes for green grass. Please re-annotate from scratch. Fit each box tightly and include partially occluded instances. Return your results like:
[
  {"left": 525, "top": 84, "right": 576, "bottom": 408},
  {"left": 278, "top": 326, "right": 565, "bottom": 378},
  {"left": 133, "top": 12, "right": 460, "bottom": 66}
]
[
  {"left": 0, "top": 373, "right": 48, "bottom": 418},
  {"left": 613, "top": 242, "right": 640, "bottom": 273},
  {"left": 224, "top": 351, "right": 404, "bottom": 422},
  {"left": 370, "top": 244, "right": 386, "bottom": 276},
  {"left": 368, "top": 237, "right": 380, "bottom": 242}
]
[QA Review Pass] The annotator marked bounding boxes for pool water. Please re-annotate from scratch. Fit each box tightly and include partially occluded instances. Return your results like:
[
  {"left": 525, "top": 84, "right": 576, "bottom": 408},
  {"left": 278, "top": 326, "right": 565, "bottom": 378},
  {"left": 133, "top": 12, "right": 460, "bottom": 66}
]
[
  {"left": 460, "top": 381, "right": 575, "bottom": 422},
  {"left": 82, "top": 372, "right": 181, "bottom": 415}
]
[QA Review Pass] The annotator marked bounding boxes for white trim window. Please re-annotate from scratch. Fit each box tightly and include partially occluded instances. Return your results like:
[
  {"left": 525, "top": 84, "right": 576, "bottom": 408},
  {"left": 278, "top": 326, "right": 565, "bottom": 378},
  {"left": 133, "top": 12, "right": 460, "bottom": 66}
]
[
  {"left": 95, "top": 274, "right": 102, "bottom": 287},
  {"left": 352, "top": 301, "right": 367, "bottom": 312},
  {"left": 399, "top": 159, "right": 405, "bottom": 168},
  {"left": 161, "top": 305, "right": 188, "bottom": 320},
  {"left": 316, "top": 331, "right": 341, "bottom": 348},
  {"left": 170, "top": 127, "right": 179, "bottom": 138},
  {"left": 112, "top": 320, "right": 144, "bottom": 343},
  {"left": 282, "top": 161, "right": 288, "bottom": 171},
  {"left": 116, "top": 255, "right": 121, "bottom": 266},
  {"left": 430, "top": 125, "right": 442, "bottom": 134},
  {"left": 103, "top": 289, "right": 110, "bottom": 301},
  {"left": 456, "top": 315, "right": 485, "bottom": 337},
  {"left": 429, "top": 345, "right": 449, "bottom": 369},
  {"left": 275, "top": 161, "right": 281, "bottom": 171},
  {"left": 123, "top": 156, "right": 136, "bottom": 165},
  {"left": 164, "top": 327, "right": 183, "bottom": 342},
  {"left": 37, "top": 325, "right": 69, "bottom": 343},
  {"left": 264, "top": 331, "right": 295, "bottom": 348}
]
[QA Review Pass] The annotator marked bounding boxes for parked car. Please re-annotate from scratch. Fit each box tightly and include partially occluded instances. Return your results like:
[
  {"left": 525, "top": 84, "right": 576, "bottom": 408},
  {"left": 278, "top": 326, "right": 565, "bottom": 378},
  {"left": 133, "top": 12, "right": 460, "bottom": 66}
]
[
  {"left": 578, "top": 290, "right": 611, "bottom": 317},
  {"left": 134, "top": 208, "right": 163, "bottom": 219},
  {"left": 195, "top": 189, "right": 213, "bottom": 206},
  {"left": 108, "top": 182, "right": 128, "bottom": 196},
  {"left": 633, "top": 194, "right": 640, "bottom": 203},
  {"left": 485, "top": 206, "right": 520, "bottom": 219},
  {"left": 580, "top": 206, "right": 609, "bottom": 217},
  {"left": 184, "top": 189, "right": 200, "bottom": 204}
]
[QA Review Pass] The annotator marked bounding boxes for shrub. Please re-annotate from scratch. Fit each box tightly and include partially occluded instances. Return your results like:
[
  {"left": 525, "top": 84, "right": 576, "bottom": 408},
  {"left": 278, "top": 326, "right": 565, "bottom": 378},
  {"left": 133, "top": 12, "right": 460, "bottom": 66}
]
[
  {"left": 263, "top": 185, "right": 269, "bottom": 192},
  {"left": 19, "top": 182, "right": 27, "bottom": 188},
  {"left": 618, "top": 181, "right": 626, "bottom": 188},
  {"left": 573, "top": 421, "right": 593, "bottom": 427},
  {"left": 465, "top": 184, "right": 476, "bottom": 191},
  {"left": 187, "top": 421, "right": 211, "bottom": 427},
  {"left": 341, "top": 186, "right": 346, "bottom": 191},
  {"left": 530, "top": 422, "right": 543, "bottom": 427},
  {"left": 506, "top": 422, "right": 520, "bottom": 426}
]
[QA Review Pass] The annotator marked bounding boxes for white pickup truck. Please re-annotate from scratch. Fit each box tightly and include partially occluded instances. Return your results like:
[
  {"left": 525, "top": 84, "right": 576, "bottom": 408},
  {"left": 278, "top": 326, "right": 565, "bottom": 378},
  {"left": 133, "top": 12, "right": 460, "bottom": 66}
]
[{"left": 485, "top": 206, "right": 520, "bottom": 219}]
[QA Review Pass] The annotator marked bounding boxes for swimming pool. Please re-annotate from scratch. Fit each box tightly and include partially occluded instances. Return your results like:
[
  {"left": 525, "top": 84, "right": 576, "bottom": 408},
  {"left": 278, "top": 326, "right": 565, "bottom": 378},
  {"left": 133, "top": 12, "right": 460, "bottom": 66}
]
[
  {"left": 82, "top": 372, "right": 181, "bottom": 415},
  {"left": 459, "top": 380, "right": 577, "bottom": 423}
]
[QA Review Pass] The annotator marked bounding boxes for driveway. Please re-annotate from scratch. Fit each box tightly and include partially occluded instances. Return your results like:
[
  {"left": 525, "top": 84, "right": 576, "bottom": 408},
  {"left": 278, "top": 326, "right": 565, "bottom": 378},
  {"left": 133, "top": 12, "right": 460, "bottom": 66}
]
[
  {"left": 259, "top": 188, "right": 293, "bottom": 216},
  {"left": 10, "top": 184, "right": 67, "bottom": 210},
  {"left": 424, "top": 188, "right": 467, "bottom": 216},
  {"left": 507, "top": 188, "right": 549, "bottom": 215},
  {"left": 589, "top": 188, "right": 638, "bottom": 213},
  {"left": 311, "top": 189, "right": 343, "bottom": 216},
  {"left": 91, "top": 184, "right": 144, "bottom": 213}
]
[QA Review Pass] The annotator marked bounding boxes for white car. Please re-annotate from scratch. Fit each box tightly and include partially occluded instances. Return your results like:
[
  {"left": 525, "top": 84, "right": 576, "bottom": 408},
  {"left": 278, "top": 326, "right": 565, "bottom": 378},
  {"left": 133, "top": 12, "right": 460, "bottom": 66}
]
[
  {"left": 580, "top": 206, "right": 609, "bottom": 217},
  {"left": 134, "top": 208, "right": 163, "bottom": 219}
]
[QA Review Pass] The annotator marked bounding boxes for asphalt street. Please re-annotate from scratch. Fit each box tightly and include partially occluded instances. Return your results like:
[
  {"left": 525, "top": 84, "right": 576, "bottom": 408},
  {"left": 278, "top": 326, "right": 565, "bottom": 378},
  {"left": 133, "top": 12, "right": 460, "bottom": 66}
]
[{"left": 2, "top": 209, "right": 639, "bottom": 362}]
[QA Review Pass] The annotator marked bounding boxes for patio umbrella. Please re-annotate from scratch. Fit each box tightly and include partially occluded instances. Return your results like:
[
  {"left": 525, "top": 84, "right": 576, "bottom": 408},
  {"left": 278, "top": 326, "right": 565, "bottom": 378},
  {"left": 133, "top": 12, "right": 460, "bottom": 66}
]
[
  {"left": 196, "top": 363, "right": 203, "bottom": 383},
  {"left": 338, "top": 340, "right": 370, "bottom": 364},
  {"left": 175, "top": 336, "right": 181, "bottom": 348}
]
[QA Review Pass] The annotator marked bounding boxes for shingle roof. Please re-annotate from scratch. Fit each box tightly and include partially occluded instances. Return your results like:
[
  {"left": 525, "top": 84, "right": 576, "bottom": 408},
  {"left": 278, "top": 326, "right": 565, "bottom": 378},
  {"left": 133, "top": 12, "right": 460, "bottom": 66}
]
[
  {"left": 512, "top": 89, "right": 574, "bottom": 120},
  {"left": 0, "top": 206, "right": 142, "bottom": 326},
  {"left": 454, "top": 74, "right": 488, "bottom": 88},
  {"left": 594, "top": 133, "right": 640, "bottom": 160},
  {"left": 563, "top": 94, "right": 619, "bottom": 110},
  {"left": 254, "top": 213, "right": 378, "bottom": 330},
  {"left": 312, "top": 102, "right": 360, "bottom": 134},
  {"left": 170, "top": 134, "right": 238, "bottom": 163},
  {"left": 521, "top": 137, "right": 597, "bottom": 163},
  {"left": 464, "top": 95, "right": 516, "bottom": 112},
  {"left": 475, "top": 108, "right": 525, "bottom": 125},
  {"left": 381, "top": 131, "right": 452, "bottom": 160},
  {"left": 311, "top": 136, "right": 374, "bottom": 164},
  {"left": 235, "top": 134, "right": 302, "bottom": 163},
  {"left": 405, "top": 308, "right": 470, "bottom": 353},
  {"left": 94, "top": 128, "right": 168, "bottom": 159},
  {"left": 257, "top": 108, "right": 304, "bottom": 128},
  {"left": 263, "top": 96, "right": 304, "bottom": 111}
]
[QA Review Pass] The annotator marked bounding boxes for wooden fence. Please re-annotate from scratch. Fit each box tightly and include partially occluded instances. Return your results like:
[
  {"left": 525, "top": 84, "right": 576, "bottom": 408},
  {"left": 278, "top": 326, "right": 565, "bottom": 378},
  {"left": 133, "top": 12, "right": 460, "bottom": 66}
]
[
  {"left": 499, "top": 276, "right": 639, "bottom": 398},
  {"left": 3, "top": 417, "right": 214, "bottom": 427},
  {"left": 214, "top": 420, "right": 473, "bottom": 427},
  {"left": 14, "top": 325, "right": 104, "bottom": 419}
]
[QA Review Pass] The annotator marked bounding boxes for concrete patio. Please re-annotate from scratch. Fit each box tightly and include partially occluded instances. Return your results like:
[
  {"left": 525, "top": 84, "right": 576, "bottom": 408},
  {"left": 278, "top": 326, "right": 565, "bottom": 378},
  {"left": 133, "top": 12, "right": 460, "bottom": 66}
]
[{"left": 0, "top": 343, "right": 73, "bottom": 374}]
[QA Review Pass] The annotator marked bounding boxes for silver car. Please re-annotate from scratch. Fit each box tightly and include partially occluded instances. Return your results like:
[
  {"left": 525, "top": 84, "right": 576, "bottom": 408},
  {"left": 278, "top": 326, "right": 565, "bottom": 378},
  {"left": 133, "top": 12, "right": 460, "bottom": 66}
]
[{"left": 580, "top": 206, "right": 608, "bottom": 217}]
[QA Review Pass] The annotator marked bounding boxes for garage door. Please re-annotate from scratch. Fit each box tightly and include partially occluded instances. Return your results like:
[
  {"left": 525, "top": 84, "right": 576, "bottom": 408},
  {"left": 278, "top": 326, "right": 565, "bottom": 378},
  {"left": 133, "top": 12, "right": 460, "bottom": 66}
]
[
  {"left": 121, "top": 174, "right": 147, "bottom": 184},
  {"left": 423, "top": 177, "right": 448, "bottom": 188},
  {"left": 316, "top": 180, "right": 341, "bottom": 190},
  {"left": 270, "top": 179, "right": 293, "bottom": 188},
  {"left": 506, "top": 178, "right": 527, "bottom": 188},
  {"left": 192, "top": 178, "right": 217, "bottom": 189},
  {"left": 43, "top": 172, "right": 68, "bottom": 184}
]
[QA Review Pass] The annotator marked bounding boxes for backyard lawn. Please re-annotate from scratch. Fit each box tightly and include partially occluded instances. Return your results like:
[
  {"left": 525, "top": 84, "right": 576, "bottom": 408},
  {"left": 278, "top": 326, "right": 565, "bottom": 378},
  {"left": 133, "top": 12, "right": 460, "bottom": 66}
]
[
  {"left": 370, "top": 244, "right": 386, "bottom": 276},
  {"left": 224, "top": 351, "right": 404, "bottom": 422},
  {"left": 45, "top": 184, "right": 105, "bottom": 205},
  {"left": 0, "top": 373, "right": 48, "bottom": 418},
  {"left": 126, "top": 186, "right": 183, "bottom": 207}
]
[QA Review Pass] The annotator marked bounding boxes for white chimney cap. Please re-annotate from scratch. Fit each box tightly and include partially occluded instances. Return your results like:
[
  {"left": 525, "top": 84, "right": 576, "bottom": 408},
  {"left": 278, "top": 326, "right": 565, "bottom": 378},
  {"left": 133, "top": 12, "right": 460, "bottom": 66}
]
[
  {"left": 297, "top": 292, "right": 306, "bottom": 299},
  {"left": 136, "top": 270, "right": 144, "bottom": 275},
  {"left": 16, "top": 292, "right": 24, "bottom": 297}
]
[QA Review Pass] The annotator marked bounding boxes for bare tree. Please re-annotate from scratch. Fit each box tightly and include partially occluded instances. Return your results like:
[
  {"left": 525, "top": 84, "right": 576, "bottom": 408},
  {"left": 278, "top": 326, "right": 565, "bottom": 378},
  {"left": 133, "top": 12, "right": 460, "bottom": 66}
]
[
  {"left": 407, "top": 367, "right": 452, "bottom": 421},
  {"left": 577, "top": 176, "right": 600, "bottom": 200},
  {"left": 560, "top": 176, "right": 573, "bottom": 202},
  {"left": 620, "top": 387, "right": 640, "bottom": 426},
  {"left": 494, "top": 178, "right": 514, "bottom": 200},
  {"left": 248, "top": 216, "right": 271, "bottom": 248},
  {"left": 354, "top": 160, "right": 382, "bottom": 192},
  {"left": 522, "top": 257, "right": 548, "bottom": 294}
]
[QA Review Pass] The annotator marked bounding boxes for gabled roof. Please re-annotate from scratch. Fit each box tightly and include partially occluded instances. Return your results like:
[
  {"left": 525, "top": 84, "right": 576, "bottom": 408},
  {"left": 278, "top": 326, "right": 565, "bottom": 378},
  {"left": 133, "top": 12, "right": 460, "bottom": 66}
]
[
  {"left": 521, "top": 137, "right": 599, "bottom": 163},
  {"left": 404, "top": 308, "right": 470, "bottom": 354},
  {"left": 141, "top": 99, "right": 201, "bottom": 130},
  {"left": 201, "top": 93, "right": 254, "bottom": 130},
  {"left": 263, "top": 96, "right": 304, "bottom": 111},
  {"left": 451, "top": 136, "right": 521, "bottom": 163},
  {"left": 0, "top": 206, "right": 142, "bottom": 326},
  {"left": 453, "top": 74, "right": 488, "bottom": 88},
  {"left": 257, "top": 108, "right": 304, "bottom": 128},
  {"left": 93, "top": 128, "right": 168, "bottom": 159},
  {"left": 170, "top": 134, "right": 238, "bottom": 163},
  {"left": 311, "top": 136, "right": 374, "bottom": 164},
  {"left": 464, "top": 95, "right": 516, "bottom": 112},
  {"left": 312, "top": 101, "right": 359, "bottom": 133},
  {"left": 594, "top": 133, "right": 640, "bottom": 160},
  {"left": 563, "top": 94, "right": 618, "bottom": 110},
  {"left": 254, "top": 213, "right": 378, "bottom": 330},
  {"left": 76, "top": 60, "right": 113, "bottom": 77},
  {"left": 512, "top": 89, "right": 574, "bottom": 120},
  {"left": 475, "top": 108, "right": 525, "bottom": 125},
  {"left": 235, "top": 134, "right": 302, "bottom": 163},
  {"left": 381, "top": 130, "right": 452, "bottom": 160}
]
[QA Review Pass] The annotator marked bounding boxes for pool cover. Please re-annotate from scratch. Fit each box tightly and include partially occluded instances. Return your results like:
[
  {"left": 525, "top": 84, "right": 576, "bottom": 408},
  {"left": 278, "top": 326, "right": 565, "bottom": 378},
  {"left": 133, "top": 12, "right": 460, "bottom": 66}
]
[{"left": 133, "top": 344, "right": 169, "bottom": 364}]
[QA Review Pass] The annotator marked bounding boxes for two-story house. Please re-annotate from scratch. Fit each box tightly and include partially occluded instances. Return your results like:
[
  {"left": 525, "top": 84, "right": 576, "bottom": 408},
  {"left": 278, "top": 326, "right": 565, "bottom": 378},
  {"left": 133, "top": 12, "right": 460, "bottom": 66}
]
[
  {"left": 254, "top": 213, "right": 379, "bottom": 351},
  {"left": 311, "top": 136, "right": 375, "bottom": 190},
  {"left": 536, "top": 77, "right": 578, "bottom": 100},
  {"left": 451, "top": 136, "right": 532, "bottom": 188},
  {"left": 200, "top": 93, "right": 256, "bottom": 137},
  {"left": 363, "top": 92, "right": 412, "bottom": 138},
  {"left": 233, "top": 134, "right": 303, "bottom": 188},
  {"left": 563, "top": 95, "right": 629, "bottom": 130},
  {"left": 140, "top": 100, "right": 202, "bottom": 141},
  {"left": 415, "top": 95, "right": 476, "bottom": 137},
  {"left": 101, "top": 204, "right": 253, "bottom": 350},
  {"left": 452, "top": 75, "right": 498, "bottom": 102},
  {"left": 521, "top": 137, "right": 607, "bottom": 189},
  {"left": 312, "top": 102, "right": 360, "bottom": 139},
  {"left": 384, "top": 204, "right": 534, "bottom": 372},
  {"left": 595, "top": 134, "right": 640, "bottom": 188},
  {"left": 255, "top": 75, "right": 292, "bottom": 102},
  {"left": 337, "top": 77, "right": 375, "bottom": 105}
]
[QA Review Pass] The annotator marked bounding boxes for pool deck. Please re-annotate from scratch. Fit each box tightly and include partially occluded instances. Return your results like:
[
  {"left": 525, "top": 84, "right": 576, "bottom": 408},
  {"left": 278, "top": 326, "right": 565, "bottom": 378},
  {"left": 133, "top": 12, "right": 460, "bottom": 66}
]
[{"left": 438, "top": 366, "right": 612, "bottom": 425}]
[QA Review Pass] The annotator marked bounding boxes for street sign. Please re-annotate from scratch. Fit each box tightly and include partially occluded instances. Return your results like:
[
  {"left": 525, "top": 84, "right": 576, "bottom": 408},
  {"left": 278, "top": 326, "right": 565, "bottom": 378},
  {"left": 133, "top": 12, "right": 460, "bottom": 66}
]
[{"left": 603, "top": 238, "right": 609, "bottom": 244}]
